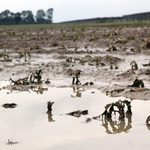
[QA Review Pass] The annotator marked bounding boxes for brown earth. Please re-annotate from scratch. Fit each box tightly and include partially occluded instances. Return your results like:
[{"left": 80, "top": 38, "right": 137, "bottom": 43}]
[{"left": 1, "top": 25, "right": 150, "bottom": 100}]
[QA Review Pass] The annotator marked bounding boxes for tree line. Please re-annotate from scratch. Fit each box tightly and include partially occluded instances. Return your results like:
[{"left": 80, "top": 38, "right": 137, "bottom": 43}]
[{"left": 0, "top": 8, "right": 53, "bottom": 25}]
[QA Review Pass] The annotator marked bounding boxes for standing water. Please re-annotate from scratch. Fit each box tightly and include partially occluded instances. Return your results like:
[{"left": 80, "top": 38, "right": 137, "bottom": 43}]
[{"left": 0, "top": 83, "right": 150, "bottom": 150}]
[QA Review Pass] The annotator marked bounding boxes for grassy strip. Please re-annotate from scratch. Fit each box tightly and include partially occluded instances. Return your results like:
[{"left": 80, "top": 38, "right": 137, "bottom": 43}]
[{"left": 0, "top": 20, "right": 150, "bottom": 29}]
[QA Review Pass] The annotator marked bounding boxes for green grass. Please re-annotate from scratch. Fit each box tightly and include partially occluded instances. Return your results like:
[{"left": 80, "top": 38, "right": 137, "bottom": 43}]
[{"left": 1, "top": 20, "right": 150, "bottom": 29}]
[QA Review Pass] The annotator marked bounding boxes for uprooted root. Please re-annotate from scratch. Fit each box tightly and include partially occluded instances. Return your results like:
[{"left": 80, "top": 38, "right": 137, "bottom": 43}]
[{"left": 71, "top": 70, "right": 82, "bottom": 85}]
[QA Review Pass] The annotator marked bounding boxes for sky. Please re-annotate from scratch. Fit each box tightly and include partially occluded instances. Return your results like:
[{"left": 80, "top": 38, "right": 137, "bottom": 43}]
[{"left": 0, "top": 0, "right": 150, "bottom": 23}]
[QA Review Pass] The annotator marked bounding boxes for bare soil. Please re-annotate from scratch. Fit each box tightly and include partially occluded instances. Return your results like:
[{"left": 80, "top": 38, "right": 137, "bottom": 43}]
[{"left": 1, "top": 25, "right": 150, "bottom": 100}]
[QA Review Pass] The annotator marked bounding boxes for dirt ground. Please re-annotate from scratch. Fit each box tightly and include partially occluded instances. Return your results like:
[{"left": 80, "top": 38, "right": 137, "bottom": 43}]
[{"left": 1, "top": 24, "right": 150, "bottom": 100}]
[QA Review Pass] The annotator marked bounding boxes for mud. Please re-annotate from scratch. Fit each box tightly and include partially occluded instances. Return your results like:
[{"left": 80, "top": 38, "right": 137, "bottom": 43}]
[
  {"left": 1, "top": 25, "right": 150, "bottom": 99},
  {"left": 1, "top": 25, "right": 150, "bottom": 149}
]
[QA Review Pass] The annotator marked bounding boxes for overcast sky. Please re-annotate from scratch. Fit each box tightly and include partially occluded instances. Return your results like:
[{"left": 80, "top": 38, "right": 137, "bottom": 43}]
[{"left": 0, "top": 0, "right": 150, "bottom": 23}]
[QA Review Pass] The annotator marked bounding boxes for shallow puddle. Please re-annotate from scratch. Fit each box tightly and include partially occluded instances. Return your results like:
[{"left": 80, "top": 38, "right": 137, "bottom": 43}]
[{"left": 0, "top": 84, "right": 150, "bottom": 150}]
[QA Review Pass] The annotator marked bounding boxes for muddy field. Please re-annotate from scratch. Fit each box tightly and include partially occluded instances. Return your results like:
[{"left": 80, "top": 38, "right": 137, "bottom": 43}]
[{"left": 1, "top": 24, "right": 150, "bottom": 149}]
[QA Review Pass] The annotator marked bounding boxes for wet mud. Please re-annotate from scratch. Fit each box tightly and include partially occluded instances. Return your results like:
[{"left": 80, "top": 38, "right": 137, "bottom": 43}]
[{"left": 1, "top": 25, "right": 150, "bottom": 149}]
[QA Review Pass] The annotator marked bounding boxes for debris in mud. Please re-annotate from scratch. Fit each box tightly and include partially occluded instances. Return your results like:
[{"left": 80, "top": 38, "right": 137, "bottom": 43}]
[
  {"left": 45, "top": 79, "right": 51, "bottom": 84},
  {"left": 106, "top": 45, "right": 117, "bottom": 51},
  {"left": 117, "top": 69, "right": 135, "bottom": 77},
  {"left": 10, "top": 69, "right": 44, "bottom": 85},
  {"left": 19, "top": 50, "right": 31, "bottom": 62},
  {"left": 2, "top": 103, "right": 17, "bottom": 108},
  {"left": 114, "top": 37, "right": 126, "bottom": 44},
  {"left": 145, "top": 39, "right": 150, "bottom": 49},
  {"left": 110, "top": 89, "right": 125, "bottom": 95},
  {"left": 84, "top": 99, "right": 132, "bottom": 133},
  {"left": 71, "top": 70, "right": 81, "bottom": 85},
  {"left": 130, "top": 47, "right": 141, "bottom": 52},
  {"left": 30, "top": 69, "right": 43, "bottom": 84},
  {"left": 83, "top": 82, "right": 94, "bottom": 86},
  {"left": 110, "top": 64, "right": 118, "bottom": 69},
  {"left": 143, "top": 62, "right": 150, "bottom": 67},
  {"left": 47, "top": 101, "right": 54, "bottom": 111},
  {"left": 140, "top": 69, "right": 150, "bottom": 75},
  {"left": 130, "top": 77, "right": 144, "bottom": 88},
  {"left": 0, "top": 53, "right": 11, "bottom": 62},
  {"left": 66, "top": 57, "right": 72, "bottom": 63},
  {"left": 130, "top": 60, "right": 138, "bottom": 70},
  {"left": 102, "top": 55, "right": 122, "bottom": 64},
  {"left": 96, "top": 100, "right": 132, "bottom": 120},
  {"left": 66, "top": 110, "right": 88, "bottom": 118},
  {"left": 52, "top": 42, "right": 58, "bottom": 47},
  {"left": 0, "top": 53, "right": 9, "bottom": 60},
  {"left": 91, "top": 99, "right": 132, "bottom": 121},
  {"left": 10, "top": 77, "right": 29, "bottom": 85}
]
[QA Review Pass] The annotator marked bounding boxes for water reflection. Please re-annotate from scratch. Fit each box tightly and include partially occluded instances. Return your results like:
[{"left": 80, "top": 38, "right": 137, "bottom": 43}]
[
  {"left": 71, "top": 87, "right": 83, "bottom": 98},
  {"left": 46, "top": 101, "right": 55, "bottom": 122},
  {"left": 92, "top": 100, "right": 133, "bottom": 134},
  {"left": 3, "top": 85, "right": 48, "bottom": 94},
  {"left": 30, "top": 87, "right": 48, "bottom": 94},
  {"left": 102, "top": 114, "right": 132, "bottom": 134},
  {"left": 47, "top": 110, "right": 55, "bottom": 122}
]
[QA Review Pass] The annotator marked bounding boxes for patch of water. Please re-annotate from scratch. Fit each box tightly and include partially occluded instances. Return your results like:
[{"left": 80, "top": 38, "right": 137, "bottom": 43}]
[{"left": 0, "top": 85, "right": 150, "bottom": 150}]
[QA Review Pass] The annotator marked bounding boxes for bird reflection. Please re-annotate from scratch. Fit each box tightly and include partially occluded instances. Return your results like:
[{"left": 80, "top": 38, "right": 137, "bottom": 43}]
[{"left": 102, "top": 114, "right": 132, "bottom": 134}]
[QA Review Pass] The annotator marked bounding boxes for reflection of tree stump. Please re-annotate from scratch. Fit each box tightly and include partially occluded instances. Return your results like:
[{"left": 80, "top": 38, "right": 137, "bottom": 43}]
[
  {"left": 46, "top": 101, "right": 55, "bottom": 122},
  {"left": 47, "top": 110, "right": 55, "bottom": 122},
  {"left": 93, "top": 99, "right": 132, "bottom": 134},
  {"left": 102, "top": 114, "right": 132, "bottom": 134}
]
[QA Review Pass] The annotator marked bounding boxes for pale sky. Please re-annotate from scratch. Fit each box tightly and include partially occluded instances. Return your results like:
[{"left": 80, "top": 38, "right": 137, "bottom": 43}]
[{"left": 0, "top": 0, "right": 150, "bottom": 23}]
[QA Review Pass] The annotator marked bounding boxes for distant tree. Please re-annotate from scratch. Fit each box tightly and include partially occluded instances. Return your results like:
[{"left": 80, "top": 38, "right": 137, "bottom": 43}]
[
  {"left": 0, "top": 10, "right": 12, "bottom": 24},
  {"left": 0, "top": 8, "right": 53, "bottom": 25},
  {"left": 46, "top": 8, "right": 53, "bottom": 23},
  {"left": 0, "top": 10, "right": 11, "bottom": 19},
  {"left": 35, "top": 9, "right": 46, "bottom": 23},
  {"left": 14, "top": 12, "right": 21, "bottom": 24},
  {"left": 9, "top": 12, "right": 16, "bottom": 24},
  {"left": 21, "top": 11, "right": 35, "bottom": 23}
]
